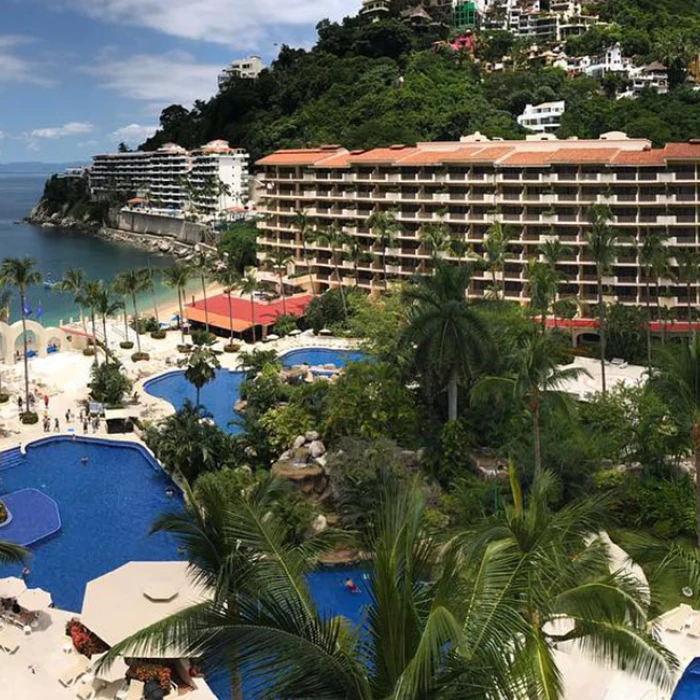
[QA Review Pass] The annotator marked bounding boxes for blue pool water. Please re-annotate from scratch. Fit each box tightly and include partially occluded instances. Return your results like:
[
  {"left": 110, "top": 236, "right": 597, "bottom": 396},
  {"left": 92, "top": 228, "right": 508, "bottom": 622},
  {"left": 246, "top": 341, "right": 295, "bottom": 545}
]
[
  {"left": 672, "top": 658, "right": 700, "bottom": 699},
  {"left": 144, "top": 348, "right": 367, "bottom": 434},
  {"left": 0, "top": 437, "right": 181, "bottom": 613}
]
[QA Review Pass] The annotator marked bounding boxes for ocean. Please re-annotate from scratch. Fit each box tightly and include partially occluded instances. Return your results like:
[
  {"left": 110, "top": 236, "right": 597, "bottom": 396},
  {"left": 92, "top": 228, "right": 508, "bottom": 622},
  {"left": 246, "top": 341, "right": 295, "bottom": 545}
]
[{"left": 0, "top": 173, "right": 181, "bottom": 327}]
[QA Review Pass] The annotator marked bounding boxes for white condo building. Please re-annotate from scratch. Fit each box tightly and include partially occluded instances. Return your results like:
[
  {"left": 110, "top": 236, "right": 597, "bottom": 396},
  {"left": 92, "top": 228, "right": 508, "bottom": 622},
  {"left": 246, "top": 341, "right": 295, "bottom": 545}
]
[
  {"left": 517, "top": 101, "right": 566, "bottom": 133},
  {"left": 90, "top": 141, "right": 250, "bottom": 220},
  {"left": 218, "top": 56, "right": 264, "bottom": 88}
]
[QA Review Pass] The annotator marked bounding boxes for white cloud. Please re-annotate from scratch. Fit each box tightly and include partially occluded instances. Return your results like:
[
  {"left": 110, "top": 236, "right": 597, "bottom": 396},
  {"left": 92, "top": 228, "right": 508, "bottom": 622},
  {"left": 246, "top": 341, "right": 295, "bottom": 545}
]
[
  {"left": 83, "top": 51, "right": 221, "bottom": 104},
  {"left": 112, "top": 123, "right": 158, "bottom": 143},
  {"left": 29, "top": 122, "right": 95, "bottom": 139},
  {"left": 59, "top": 0, "right": 357, "bottom": 47},
  {"left": 0, "top": 35, "right": 55, "bottom": 87}
]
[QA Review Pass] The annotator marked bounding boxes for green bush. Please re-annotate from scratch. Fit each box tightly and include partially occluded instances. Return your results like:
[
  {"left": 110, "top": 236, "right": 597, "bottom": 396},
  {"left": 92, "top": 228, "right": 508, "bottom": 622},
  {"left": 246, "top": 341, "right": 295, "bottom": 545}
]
[
  {"left": 272, "top": 314, "right": 298, "bottom": 337},
  {"left": 224, "top": 343, "right": 240, "bottom": 353},
  {"left": 0, "top": 500, "right": 7, "bottom": 524},
  {"left": 259, "top": 404, "right": 314, "bottom": 453},
  {"left": 119, "top": 341, "right": 134, "bottom": 350},
  {"left": 0, "top": 393, "right": 9, "bottom": 404},
  {"left": 150, "top": 330, "right": 167, "bottom": 340},
  {"left": 89, "top": 361, "right": 132, "bottom": 406},
  {"left": 20, "top": 411, "right": 39, "bottom": 425},
  {"left": 131, "top": 352, "right": 150, "bottom": 363},
  {"left": 191, "top": 329, "right": 216, "bottom": 347}
]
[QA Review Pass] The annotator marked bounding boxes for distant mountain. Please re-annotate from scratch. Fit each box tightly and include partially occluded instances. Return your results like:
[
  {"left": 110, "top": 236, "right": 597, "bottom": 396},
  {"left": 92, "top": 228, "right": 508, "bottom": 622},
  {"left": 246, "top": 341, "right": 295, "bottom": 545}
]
[{"left": 0, "top": 162, "right": 89, "bottom": 175}]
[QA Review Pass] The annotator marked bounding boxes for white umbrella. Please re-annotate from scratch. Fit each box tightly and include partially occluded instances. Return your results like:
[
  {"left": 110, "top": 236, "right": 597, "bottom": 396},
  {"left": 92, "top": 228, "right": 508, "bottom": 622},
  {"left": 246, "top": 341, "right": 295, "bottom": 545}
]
[
  {"left": 90, "top": 652, "right": 128, "bottom": 684},
  {"left": 18, "top": 587, "right": 52, "bottom": 611},
  {"left": 0, "top": 576, "right": 27, "bottom": 599}
]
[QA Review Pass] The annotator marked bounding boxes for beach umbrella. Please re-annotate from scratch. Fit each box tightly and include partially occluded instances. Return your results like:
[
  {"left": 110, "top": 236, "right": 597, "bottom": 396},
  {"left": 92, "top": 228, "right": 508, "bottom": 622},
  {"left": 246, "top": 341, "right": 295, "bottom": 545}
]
[
  {"left": 0, "top": 576, "right": 27, "bottom": 599},
  {"left": 90, "top": 651, "right": 128, "bottom": 684},
  {"left": 18, "top": 587, "right": 52, "bottom": 611}
]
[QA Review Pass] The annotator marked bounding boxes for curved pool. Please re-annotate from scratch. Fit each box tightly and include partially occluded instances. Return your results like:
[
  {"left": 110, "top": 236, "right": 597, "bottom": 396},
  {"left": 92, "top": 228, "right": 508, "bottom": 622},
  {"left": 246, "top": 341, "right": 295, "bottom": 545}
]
[{"left": 144, "top": 347, "right": 367, "bottom": 434}]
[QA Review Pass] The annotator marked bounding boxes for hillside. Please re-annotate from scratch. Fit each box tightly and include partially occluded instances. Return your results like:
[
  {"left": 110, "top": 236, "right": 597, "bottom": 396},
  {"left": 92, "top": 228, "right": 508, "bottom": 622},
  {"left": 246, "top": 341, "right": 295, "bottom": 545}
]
[{"left": 140, "top": 1, "right": 700, "bottom": 159}]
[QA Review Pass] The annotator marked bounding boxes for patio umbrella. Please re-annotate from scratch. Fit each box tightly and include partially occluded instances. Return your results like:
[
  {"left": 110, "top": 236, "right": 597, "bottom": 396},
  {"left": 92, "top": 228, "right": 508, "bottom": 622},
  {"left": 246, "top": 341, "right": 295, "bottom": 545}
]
[
  {"left": 90, "top": 651, "right": 128, "bottom": 683},
  {"left": 18, "top": 587, "right": 52, "bottom": 611},
  {"left": 0, "top": 576, "right": 27, "bottom": 599}
]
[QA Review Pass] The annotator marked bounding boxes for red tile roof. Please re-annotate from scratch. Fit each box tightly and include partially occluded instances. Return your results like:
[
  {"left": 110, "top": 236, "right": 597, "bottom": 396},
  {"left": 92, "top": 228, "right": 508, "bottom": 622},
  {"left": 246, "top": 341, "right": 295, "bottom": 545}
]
[
  {"left": 347, "top": 147, "right": 419, "bottom": 164},
  {"left": 547, "top": 148, "right": 620, "bottom": 163},
  {"left": 611, "top": 150, "right": 665, "bottom": 166},
  {"left": 257, "top": 148, "right": 345, "bottom": 166}
]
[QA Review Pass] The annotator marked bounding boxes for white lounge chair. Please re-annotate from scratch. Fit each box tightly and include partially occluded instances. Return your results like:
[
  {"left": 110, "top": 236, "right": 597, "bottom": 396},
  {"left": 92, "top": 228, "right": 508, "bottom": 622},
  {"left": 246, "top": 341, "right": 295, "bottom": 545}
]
[
  {"left": 125, "top": 679, "right": 145, "bottom": 700},
  {"left": 0, "top": 625, "right": 21, "bottom": 653},
  {"left": 76, "top": 684, "right": 95, "bottom": 700},
  {"left": 59, "top": 654, "right": 90, "bottom": 687},
  {"left": 661, "top": 603, "right": 693, "bottom": 633},
  {"left": 687, "top": 612, "right": 700, "bottom": 638}
]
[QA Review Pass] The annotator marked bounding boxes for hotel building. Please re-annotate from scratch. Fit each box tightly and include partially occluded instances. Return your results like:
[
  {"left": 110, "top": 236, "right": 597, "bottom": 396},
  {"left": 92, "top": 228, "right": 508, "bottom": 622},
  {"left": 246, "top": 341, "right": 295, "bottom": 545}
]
[{"left": 256, "top": 132, "right": 700, "bottom": 318}]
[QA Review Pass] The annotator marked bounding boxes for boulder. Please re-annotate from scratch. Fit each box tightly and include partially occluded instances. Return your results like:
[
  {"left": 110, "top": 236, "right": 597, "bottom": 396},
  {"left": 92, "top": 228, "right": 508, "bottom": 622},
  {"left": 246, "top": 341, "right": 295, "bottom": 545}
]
[
  {"left": 292, "top": 446, "right": 310, "bottom": 463},
  {"left": 305, "top": 431, "right": 320, "bottom": 442},
  {"left": 279, "top": 449, "right": 293, "bottom": 462},
  {"left": 314, "top": 454, "right": 327, "bottom": 468},
  {"left": 311, "top": 514, "right": 328, "bottom": 534},
  {"left": 309, "top": 440, "right": 326, "bottom": 458},
  {"left": 293, "top": 435, "right": 306, "bottom": 449}
]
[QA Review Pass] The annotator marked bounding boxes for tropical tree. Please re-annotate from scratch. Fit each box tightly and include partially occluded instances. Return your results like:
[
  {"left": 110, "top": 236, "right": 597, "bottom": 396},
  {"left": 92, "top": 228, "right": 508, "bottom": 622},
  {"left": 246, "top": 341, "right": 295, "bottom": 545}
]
[
  {"left": 143, "top": 263, "right": 161, "bottom": 325},
  {"left": 80, "top": 279, "right": 103, "bottom": 365},
  {"left": 638, "top": 231, "right": 668, "bottom": 369},
  {"left": 0, "top": 539, "right": 27, "bottom": 565},
  {"left": 266, "top": 249, "right": 292, "bottom": 316},
  {"left": 293, "top": 209, "right": 315, "bottom": 292},
  {"left": 162, "top": 264, "right": 191, "bottom": 344},
  {"left": 418, "top": 220, "right": 452, "bottom": 266},
  {"left": 193, "top": 253, "right": 212, "bottom": 334},
  {"left": 0, "top": 258, "right": 42, "bottom": 412},
  {"left": 651, "top": 336, "right": 700, "bottom": 546},
  {"left": 56, "top": 267, "right": 88, "bottom": 336},
  {"left": 317, "top": 223, "right": 350, "bottom": 320},
  {"left": 347, "top": 239, "right": 370, "bottom": 287},
  {"left": 180, "top": 346, "right": 220, "bottom": 409},
  {"left": 539, "top": 235, "right": 571, "bottom": 272},
  {"left": 472, "top": 331, "right": 586, "bottom": 476},
  {"left": 239, "top": 268, "right": 260, "bottom": 343},
  {"left": 0, "top": 286, "right": 11, "bottom": 323},
  {"left": 114, "top": 269, "right": 149, "bottom": 355},
  {"left": 585, "top": 204, "right": 623, "bottom": 395},
  {"left": 651, "top": 244, "right": 674, "bottom": 344},
  {"left": 367, "top": 210, "right": 401, "bottom": 289},
  {"left": 525, "top": 259, "right": 559, "bottom": 333},
  {"left": 446, "top": 469, "right": 677, "bottom": 698},
  {"left": 481, "top": 220, "right": 512, "bottom": 299},
  {"left": 213, "top": 262, "right": 241, "bottom": 346},
  {"left": 677, "top": 248, "right": 700, "bottom": 340},
  {"left": 402, "top": 264, "right": 489, "bottom": 421},
  {"left": 94, "top": 285, "right": 123, "bottom": 362}
]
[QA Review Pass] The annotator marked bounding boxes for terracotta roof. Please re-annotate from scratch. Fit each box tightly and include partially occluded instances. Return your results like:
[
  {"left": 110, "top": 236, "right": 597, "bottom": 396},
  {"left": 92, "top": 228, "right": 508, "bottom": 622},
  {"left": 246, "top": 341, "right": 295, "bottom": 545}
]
[
  {"left": 463, "top": 145, "right": 514, "bottom": 162},
  {"left": 347, "top": 147, "right": 419, "bottom": 164},
  {"left": 313, "top": 152, "right": 351, "bottom": 168},
  {"left": 499, "top": 151, "right": 556, "bottom": 166},
  {"left": 396, "top": 149, "right": 461, "bottom": 165},
  {"left": 662, "top": 143, "right": 700, "bottom": 160},
  {"left": 256, "top": 148, "right": 345, "bottom": 166},
  {"left": 434, "top": 146, "right": 494, "bottom": 163},
  {"left": 547, "top": 148, "right": 620, "bottom": 163},
  {"left": 611, "top": 150, "right": 665, "bottom": 166}
]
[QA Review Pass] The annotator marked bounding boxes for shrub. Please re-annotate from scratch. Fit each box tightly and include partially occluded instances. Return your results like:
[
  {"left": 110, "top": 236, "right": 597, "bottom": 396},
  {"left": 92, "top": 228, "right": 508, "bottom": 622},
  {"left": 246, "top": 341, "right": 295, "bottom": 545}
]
[
  {"left": 177, "top": 344, "right": 192, "bottom": 353},
  {"left": 131, "top": 352, "right": 150, "bottom": 362},
  {"left": 0, "top": 500, "right": 7, "bottom": 524},
  {"left": 191, "top": 329, "right": 216, "bottom": 347},
  {"left": 65, "top": 619, "right": 109, "bottom": 657},
  {"left": 20, "top": 411, "right": 39, "bottom": 425},
  {"left": 150, "top": 329, "right": 167, "bottom": 340},
  {"left": 89, "top": 361, "right": 132, "bottom": 406},
  {"left": 273, "top": 314, "right": 298, "bottom": 337},
  {"left": 119, "top": 341, "right": 134, "bottom": 350},
  {"left": 128, "top": 662, "right": 172, "bottom": 692},
  {"left": 82, "top": 348, "right": 95, "bottom": 357},
  {"left": 224, "top": 343, "right": 240, "bottom": 353},
  {"left": 259, "top": 403, "right": 314, "bottom": 453},
  {"left": 0, "top": 393, "right": 9, "bottom": 404}
]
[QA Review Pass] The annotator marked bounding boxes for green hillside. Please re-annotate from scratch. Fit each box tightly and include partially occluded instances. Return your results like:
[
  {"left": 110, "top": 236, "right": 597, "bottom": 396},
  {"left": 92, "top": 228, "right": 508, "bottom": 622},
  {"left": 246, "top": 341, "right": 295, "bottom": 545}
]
[{"left": 141, "top": 3, "right": 700, "bottom": 157}]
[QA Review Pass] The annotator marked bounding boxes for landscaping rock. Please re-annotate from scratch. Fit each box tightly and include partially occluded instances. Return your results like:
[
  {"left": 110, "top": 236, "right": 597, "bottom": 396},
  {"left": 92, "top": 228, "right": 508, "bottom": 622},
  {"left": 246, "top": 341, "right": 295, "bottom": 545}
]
[
  {"left": 293, "top": 435, "right": 306, "bottom": 449},
  {"left": 311, "top": 514, "right": 328, "bottom": 534},
  {"left": 309, "top": 440, "right": 326, "bottom": 458},
  {"left": 305, "top": 430, "right": 320, "bottom": 442},
  {"left": 292, "top": 446, "right": 310, "bottom": 463}
]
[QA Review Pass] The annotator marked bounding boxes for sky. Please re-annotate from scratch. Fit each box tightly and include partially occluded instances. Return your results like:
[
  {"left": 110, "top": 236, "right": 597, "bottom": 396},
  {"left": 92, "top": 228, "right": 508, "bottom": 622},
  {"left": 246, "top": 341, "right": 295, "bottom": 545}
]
[{"left": 0, "top": 0, "right": 360, "bottom": 163}]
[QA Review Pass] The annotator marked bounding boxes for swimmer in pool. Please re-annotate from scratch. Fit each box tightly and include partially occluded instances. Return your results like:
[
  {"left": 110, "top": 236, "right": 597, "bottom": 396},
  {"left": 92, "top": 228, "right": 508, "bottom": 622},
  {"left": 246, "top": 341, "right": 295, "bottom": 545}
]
[{"left": 345, "top": 577, "right": 359, "bottom": 594}]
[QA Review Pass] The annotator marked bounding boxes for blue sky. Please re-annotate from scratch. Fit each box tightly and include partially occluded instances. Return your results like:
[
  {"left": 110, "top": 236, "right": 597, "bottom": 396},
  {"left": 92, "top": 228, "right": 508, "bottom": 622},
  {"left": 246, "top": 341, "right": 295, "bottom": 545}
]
[{"left": 0, "top": 0, "right": 358, "bottom": 162}]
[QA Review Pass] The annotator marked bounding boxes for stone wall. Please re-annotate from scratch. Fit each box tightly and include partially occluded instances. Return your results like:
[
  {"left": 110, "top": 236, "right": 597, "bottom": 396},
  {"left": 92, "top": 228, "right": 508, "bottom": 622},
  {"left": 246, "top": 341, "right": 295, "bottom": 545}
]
[{"left": 117, "top": 211, "right": 209, "bottom": 245}]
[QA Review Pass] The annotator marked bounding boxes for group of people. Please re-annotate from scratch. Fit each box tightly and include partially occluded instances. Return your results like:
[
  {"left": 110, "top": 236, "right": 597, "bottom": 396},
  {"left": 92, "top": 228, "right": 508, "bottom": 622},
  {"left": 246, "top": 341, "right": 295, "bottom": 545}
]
[{"left": 16, "top": 390, "right": 102, "bottom": 435}]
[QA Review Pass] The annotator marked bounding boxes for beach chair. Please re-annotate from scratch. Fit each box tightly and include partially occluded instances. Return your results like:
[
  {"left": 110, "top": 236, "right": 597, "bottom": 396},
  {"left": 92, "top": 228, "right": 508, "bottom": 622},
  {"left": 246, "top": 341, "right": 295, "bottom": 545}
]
[
  {"left": 76, "top": 684, "right": 95, "bottom": 700},
  {"left": 0, "top": 625, "right": 21, "bottom": 653},
  {"left": 661, "top": 603, "right": 692, "bottom": 633},
  {"left": 125, "top": 679, "right": 145, "bottom": 700},
  {"left": 58, "top": 654, "right": 90, "bottom": 687},
  {"left": 687, "top": 612, "right": 700, "bottom": 638}
]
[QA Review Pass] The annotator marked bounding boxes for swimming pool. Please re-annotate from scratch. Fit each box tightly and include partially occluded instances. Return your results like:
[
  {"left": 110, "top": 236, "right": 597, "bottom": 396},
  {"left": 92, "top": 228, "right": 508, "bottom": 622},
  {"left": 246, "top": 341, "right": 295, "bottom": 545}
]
[
  {"left": 0, "top": 437, "right": 181, "bottom": 613},
  {"left": 672, "top": 658, "right": 700, "bottom": 699},
  {"left": 144, "top": 347, "right": 367, "bottom": 434}
]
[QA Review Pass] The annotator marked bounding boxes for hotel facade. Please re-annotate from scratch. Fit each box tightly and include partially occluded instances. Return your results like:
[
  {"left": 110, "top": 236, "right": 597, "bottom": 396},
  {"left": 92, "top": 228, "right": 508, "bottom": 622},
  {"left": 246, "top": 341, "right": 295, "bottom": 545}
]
[{"left": 256, "top": 132, "right": 700, "bottom": 318}]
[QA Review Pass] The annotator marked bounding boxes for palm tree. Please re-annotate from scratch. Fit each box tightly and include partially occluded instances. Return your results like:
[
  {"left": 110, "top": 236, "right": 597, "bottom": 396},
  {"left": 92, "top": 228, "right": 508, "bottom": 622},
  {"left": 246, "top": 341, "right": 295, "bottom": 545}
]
[
  {"left": 638, "top": 231, "right": 668, "bottom": 370},
  {"left": 193, "top": 253, "right": 212, "bottom": 334},
  {"left": 539, "top": 235, "right": 571, "bottom": 272},
  {"left": 447, "top": 469, "right": 676, "bottom": 698},
  {"left": 402, "top": 264, "right": 489, "bottom": 421},
  {"left": 651, "top": 336, "right": 700, "bottom": 546},
  {"left": 212, "top": 262, "right": 241, "bottom": 346},
  {"left": 266, "top": 249, "right": 292, "bottom": 315},
  {"left": 418, "top": 220, "right": 452, "bottom": 267},
  {"left": 180, "top": 346, "right": 220, "bottom": 409},
  {"left": 293, "top": 209, "right": 315, "bottom": 292},
  {"left": 0, "top": 258, "right": 42, "bottom": 412},
  {"left": 56, "top": 268, "right": 88, "bottom": 336},
  {"left": 94, "top": 285, "right": 123, "bottom": 363},
  {"left": 482, "top": 220, "right": 512, "bottom": 299},
  {"left": 585, "top": 204, "right": 622, "bottom": 395},
  {"left": 677, "top": 248, "right": 699, "bottom": 340},
  {"left": 162, "top": 264, "right": 191, "bottom": 344},
  {"left": 367, "top": 210, "right": 401, "bottom": 289},
  {"left": 80, "top": 279, "right": 102, "bottom": 365},
  {"left": 0, "top": 286, "right": 11, "bottom": 323},
  {"left": 239, "top": 268, "right": 259, "bottom": 343},
  {"left": 0, "top": 539, "right": 27, "bottom": 565},
  {"left": 473, "top": 331, "right": 586, "bottom": 476},
  {"left": 525, "top": 259, "right": 559, "bottom": 333},
  {"left": 317, "top": 223, "right": 350, "bottom": 319},
  {"left": 144, "top": 262, "right": 161, "bottom": 325},
  {"left": 347, "top": 239, "right": 369, "bottom": 287},
  {"left": 651, "top": 246, "right": 674, "bottom": 344},
  {"left": 115, "top": 269, "right": 149, "bottom": 355}
]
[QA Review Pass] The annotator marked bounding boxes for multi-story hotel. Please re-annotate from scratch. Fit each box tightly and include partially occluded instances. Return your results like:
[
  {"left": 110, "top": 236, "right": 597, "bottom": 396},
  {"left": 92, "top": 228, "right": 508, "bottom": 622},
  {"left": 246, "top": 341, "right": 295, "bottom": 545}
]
[
  {"left": 256, "top": 132, "right": 700, "bottom": 318},
  {"left": 90, "top": 141, "right": 250, "bottom": 220}
]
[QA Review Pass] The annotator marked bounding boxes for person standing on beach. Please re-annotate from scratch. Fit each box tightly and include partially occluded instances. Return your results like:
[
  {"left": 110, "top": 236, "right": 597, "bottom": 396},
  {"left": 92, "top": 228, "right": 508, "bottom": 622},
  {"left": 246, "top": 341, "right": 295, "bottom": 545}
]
[{"left": 43, "top": 394, "right": 49, "bottom": 409}]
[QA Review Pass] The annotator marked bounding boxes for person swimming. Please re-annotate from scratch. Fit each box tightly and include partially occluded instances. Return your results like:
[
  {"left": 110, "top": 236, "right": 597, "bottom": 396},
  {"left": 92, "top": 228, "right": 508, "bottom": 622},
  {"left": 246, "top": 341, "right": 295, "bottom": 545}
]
[{"left": 345, "top": 577, "right": 359, "bottom": 594}]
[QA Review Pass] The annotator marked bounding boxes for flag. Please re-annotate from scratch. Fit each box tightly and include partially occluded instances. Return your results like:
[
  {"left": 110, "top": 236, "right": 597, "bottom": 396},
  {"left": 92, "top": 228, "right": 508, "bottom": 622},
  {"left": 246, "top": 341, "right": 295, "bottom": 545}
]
[{"left": 23, "top": 299, "right": 31, "bottom": 318}]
